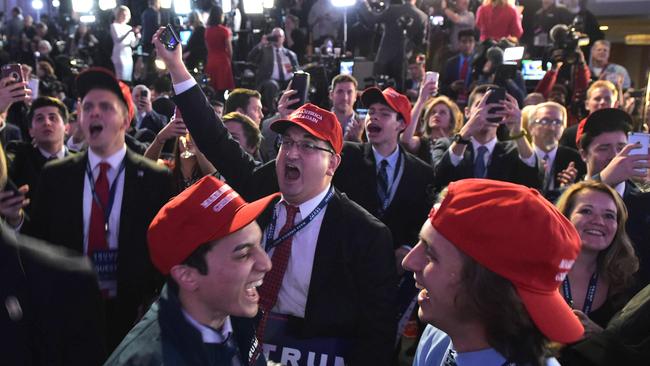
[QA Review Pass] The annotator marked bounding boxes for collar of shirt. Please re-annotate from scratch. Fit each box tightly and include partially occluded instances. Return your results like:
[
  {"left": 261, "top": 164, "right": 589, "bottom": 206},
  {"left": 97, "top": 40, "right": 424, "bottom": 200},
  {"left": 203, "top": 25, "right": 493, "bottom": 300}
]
[
  {"left": 470, "top": 136, "right": 497, "bottom": 157},
  {"left": 615, "top": 181, "right": 626, "bottom": 197},
  {"left": 181, "top": 310, "right": 233, "bottom": 344},
  {"left": 372, "top": 144, "right": 400, "bottom": 171},
  {"left": 280, "top": 183, "right": 331, "bottom": 219},
  {"left": 39, "top": 146, "right": 66, "bottom": 160},
  {"left": 454, "top": 346, "right": 508, "bottom": 366},
  {"left": 534, "top": 145, "right": 558, "bottom": 165},
  {"left": 88, "top": 145, "right": 127, "bottom": 172}
]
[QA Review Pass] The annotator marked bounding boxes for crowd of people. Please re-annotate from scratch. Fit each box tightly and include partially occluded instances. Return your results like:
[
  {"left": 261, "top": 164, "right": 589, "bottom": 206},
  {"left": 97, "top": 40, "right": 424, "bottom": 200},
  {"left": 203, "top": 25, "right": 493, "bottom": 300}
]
[{"left": 1, "top": 0, "right": 650, "bottom": 365}]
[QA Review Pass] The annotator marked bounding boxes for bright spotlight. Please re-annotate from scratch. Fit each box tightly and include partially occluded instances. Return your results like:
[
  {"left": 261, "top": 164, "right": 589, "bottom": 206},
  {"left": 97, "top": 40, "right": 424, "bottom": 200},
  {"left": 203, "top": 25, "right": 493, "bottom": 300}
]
[
  {"left": 98, "top": 0, "right": 117, "bottom": 11},
  {"left": 263, "top": 0, "right": 274, "bottom": 8},
  {"left": 331, "top": 0, "right": 356, "bottom": 6},
  {"left": 174, "top": 0, "right": 192, "bottom": 14},
  {"left": 242, "top": 0, "right": 263, "bottom": 14},
  {"left": 223, "top": 0, "right": 232, "bottom": 13},
  {"left": 155, "top": 58, "right": 167, "bottom": 70},
  {"left": 52, "top": 0, "right": 60, "bottom": 7},
  {"left": 72, "top": 0, "right": 93, "bottom": 13},
  {"left": 80, "top": 15, "right": 97, "bottom": 23},
  {"left": 31, "top": 0, "right": 44, "bottom": 10},
  {"left": 160, "top": 0, "right": 172, "bottom": 9}
]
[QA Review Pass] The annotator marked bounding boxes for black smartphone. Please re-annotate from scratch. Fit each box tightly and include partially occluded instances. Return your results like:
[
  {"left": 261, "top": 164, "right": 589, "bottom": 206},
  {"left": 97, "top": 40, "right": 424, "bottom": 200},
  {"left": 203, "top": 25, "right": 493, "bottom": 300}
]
[
  {"left": 267, "top": 34, "right": 279, "bottom": 43},
  {"left": 288, "top": 71, "right": 310, "bottom": 110},
  {"left": 1, "top": 64, "right": 24, "bottom": 84},
  {"left": 486, "top": 87, "right": 506, "bottom": 123},
  {"left": 3, "top": 178, "right": 21, "bottom": 198},
  {"left": 159, "top": 24, "right": 180, "bottom": 51},
  {"left": 494, "top": 64, "right": 518, "bottom": 86},
  {"left": 141, "top": 89, "right": 148, "bottom": 98}
]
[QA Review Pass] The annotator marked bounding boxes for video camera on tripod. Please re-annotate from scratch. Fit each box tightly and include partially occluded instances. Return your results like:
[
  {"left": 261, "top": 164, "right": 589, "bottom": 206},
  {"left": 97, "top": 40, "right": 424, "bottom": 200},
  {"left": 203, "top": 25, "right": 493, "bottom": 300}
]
[{"left": 548, "top": 16, "right": 590, "bottom": 65}]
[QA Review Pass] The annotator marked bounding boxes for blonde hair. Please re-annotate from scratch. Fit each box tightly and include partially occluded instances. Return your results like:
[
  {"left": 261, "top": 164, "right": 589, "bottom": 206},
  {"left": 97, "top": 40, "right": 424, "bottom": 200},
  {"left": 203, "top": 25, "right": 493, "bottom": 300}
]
[
  {"left": 422, "top": 96, "right": 463, "bottom": 137},
  {"left": 586, "top": 80, "right": 618, "bottom": 101},
  {"left": 115, "top": 6, "right": 131, "bottom": 23},
  {"left": 0, "top": 143, "right": 6, "bottom": 190}
]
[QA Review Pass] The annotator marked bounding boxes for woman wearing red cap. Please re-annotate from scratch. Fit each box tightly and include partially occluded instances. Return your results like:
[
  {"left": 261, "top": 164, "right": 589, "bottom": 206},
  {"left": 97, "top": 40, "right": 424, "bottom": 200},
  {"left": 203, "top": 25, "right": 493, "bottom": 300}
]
[{"left": 555, "top": 181, "right": 638, "bottom": 339}]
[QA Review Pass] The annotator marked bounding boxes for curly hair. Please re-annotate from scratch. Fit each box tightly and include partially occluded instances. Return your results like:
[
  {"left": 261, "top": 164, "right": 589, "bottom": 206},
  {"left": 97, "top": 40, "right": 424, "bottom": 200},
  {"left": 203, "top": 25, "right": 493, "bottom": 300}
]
[{"left": 555, "top": 181, "right": 639, "bottom": 298}]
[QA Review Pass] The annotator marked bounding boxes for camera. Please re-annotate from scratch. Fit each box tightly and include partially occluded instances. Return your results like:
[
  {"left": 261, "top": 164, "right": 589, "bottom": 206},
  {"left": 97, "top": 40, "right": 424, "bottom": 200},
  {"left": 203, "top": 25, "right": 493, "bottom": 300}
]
[
  {"left": 267, "top": 34, "right": 279, "bottom": 43},
  {"left": 549, "top": 16, "right": 589, "bottom": 65}
]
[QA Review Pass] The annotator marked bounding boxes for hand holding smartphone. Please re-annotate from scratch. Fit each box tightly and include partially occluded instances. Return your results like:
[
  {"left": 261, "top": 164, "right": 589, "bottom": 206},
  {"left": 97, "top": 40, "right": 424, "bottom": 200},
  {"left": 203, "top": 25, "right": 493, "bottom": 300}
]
[
  {"left": 158, "top": 24, "right": 180, "bottom": 51},
  {"left": 1, "top": 64, "right": 25, "bottom": 84},
  {"left": 485, "top": 87, "right": 506, "bottom": 123},
  {"left": 628, "top": 132, "right": 650, "bottom": 175}
]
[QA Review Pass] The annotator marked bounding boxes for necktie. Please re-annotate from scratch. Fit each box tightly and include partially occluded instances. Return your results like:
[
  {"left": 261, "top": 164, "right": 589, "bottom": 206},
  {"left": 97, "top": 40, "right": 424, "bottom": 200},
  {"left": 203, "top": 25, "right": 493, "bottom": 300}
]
[
  {"left": 88, "top": 162, "right": 110, "bottom": 255},
  {"left": 474, "top": 146, "right": 488, "bottom": 178},
  {"left": 256, "top": 203, "right": 300, "bottom": 338},
  {"left": 542, "top": 154, "right": 551, "bottom": 190},
  {"left": 377, "top": 159, "right": 389, "bottom": 209},
  {"left": 444, "top": 349, "right": 457, "bottom": 366},
  {"left": 204, "top": 339, "right": 238, "bottom": 365},
  {"left": 276, "top": 48, "right": 285, "bottom": 83}
]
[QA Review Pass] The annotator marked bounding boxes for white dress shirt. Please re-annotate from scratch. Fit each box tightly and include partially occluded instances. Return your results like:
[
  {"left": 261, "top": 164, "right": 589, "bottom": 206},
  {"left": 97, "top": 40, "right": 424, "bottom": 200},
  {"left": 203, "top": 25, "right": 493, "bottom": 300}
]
[
  {"left": 266, "top": 185, "right": 331, "bottom": 317},
  {"left": 182, "top": 310, "right": 233, "bottom": 344},
  {"left": 449, "top": 136, "right": 536, "bottom": 168},
  {"left": 38, "top": 146, "right": 66, "bottom": 160},
  {"left": 83, "top": 145, "right": 127, "bottom": 254}
]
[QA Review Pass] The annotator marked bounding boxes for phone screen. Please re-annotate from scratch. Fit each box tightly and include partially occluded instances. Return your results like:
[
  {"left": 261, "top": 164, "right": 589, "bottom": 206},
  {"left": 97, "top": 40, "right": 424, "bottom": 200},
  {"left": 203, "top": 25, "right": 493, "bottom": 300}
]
[
  {"left": 486, "top": 87, "right": 506, "bottom": 123},
  {"left": 628, "top": 132, "right": 650, "bottom": 174},
  {"left": 288, "top": 71, "right": 310, "bottom": 110},
  {"left": 503, "top": 47, "right": 525, "bottom": 62}
]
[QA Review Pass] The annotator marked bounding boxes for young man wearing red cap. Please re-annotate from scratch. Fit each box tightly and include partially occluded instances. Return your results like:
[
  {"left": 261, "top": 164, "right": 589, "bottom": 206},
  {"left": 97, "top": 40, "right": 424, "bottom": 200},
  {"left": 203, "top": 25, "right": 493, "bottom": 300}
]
[
  {"left": 105, "top": 176, "right": 275, "bottom": 366},
  {"left": 575, "top": 108, "right": 650, "bottom": 286},
  {"left": 153, "top": 29, "right": 397, "bottom": 365},
  {"left": 404, "top": 178, "right": 584, "bottom": 366},
  {"left": 431, "top": 84, "right": 542, "bottom": 193},
  {"left": 26, "top": 67, "right": 175, "bottom": 350}
]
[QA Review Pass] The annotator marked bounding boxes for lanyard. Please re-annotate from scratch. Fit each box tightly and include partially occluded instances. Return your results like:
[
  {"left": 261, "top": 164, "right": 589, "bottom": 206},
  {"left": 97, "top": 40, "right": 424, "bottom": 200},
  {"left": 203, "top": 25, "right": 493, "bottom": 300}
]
[
  {"left": 379, "top": 149, "right": 404, "bottom": 212},
  {"left": 85, "top": 159, "right": 126, "bottom": 236},
  {"left": 264, "top": 186, "right": 334, "bottom": 252},
  {"left": 562, "top": 272, "right": 599, "bottom": 314}
]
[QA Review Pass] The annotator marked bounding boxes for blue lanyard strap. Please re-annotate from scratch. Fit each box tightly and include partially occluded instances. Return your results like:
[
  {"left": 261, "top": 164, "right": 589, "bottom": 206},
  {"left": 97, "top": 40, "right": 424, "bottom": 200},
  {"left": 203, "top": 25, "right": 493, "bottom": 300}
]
[
  {"left": 562, "top": 272, "right": 599, "bottom": 314},
  {"left": 85, "top": 159, "right": 126, "bottom": 235},
  {"left": 264, "top": 186, "right": 334, "bottom": 252}
]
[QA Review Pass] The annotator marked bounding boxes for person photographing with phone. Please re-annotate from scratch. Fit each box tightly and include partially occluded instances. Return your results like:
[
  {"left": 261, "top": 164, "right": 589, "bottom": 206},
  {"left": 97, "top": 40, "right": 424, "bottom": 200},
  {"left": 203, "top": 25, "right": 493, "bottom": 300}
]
[{"left": 431, "top": 84, "right": 542, "bottom": 193}]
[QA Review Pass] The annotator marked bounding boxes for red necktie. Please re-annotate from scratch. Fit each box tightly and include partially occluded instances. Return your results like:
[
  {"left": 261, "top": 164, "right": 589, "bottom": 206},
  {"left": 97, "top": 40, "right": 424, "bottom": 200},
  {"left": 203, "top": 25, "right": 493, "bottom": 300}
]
[
  {"left": 88, "top": 162, "right": 110, "bottom": 255},
  {"left": 459, "top": 57, "right": 469, "bottom": 82},
  {"left": 256, "top": 202, "right": 300, "bottom": 338}
]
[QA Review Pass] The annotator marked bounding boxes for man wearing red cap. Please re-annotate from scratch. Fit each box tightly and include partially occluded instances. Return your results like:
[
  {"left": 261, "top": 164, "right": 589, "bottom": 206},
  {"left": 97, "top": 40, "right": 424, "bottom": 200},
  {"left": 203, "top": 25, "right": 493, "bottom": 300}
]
[
  {"left": 404, "top": 179, "right": 584, "bottom": 366},
  {"left": 105, "top": 176, "right": 275, "bottom": 365},
  {"left": 153, "top": 29, "right": 397, "bottom": 365},
  {"left": 26, "top": 67, "right": 175, "bottom": 350},
  {"left": 431, "top": 84, "right": 542, "bottom": 193}
]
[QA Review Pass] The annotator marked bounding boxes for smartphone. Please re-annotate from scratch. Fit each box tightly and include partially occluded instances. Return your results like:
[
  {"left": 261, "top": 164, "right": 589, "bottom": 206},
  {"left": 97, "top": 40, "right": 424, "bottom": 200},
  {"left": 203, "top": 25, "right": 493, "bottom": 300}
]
[
  {"left": 267, "top": 34, "right": 279, "bottom": 43},
  {"left": 425, "top": 71, "right": 439, "bottom": 85},
  {"left": 288, "top": 71, "right": 310, "bottom": 110},
  {"left": 1, "top": 64, "right": 24, "bottom": 84},
  {"left": 486, "top": 87, "right": 506, "bottom": 123},
  {"left": 141, "top": 89, "right": 148, "bottom": 98},
  {"left": 356, "top": 108, "right": 368, "bottom": 120},
  {"left": 159, "top": 24, "right": 180, "bottom": 51},
  {"left": 628, "top": 132, "right": 650, "bottom": 174},
  {"left": 3, "top": 178, "right": 22, "bottom": 198}
]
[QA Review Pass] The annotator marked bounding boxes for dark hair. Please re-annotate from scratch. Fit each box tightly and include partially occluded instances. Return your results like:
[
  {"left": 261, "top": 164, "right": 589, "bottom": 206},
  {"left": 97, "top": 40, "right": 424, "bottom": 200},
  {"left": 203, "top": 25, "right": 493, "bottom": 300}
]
[
  {"left": 27, "top": 97, "right": 69, "bottom": 127},
  {"left": 222, "top": 111, "right": 262, "bottom": 150},
  {"left": 556, "top": 181, "right": 638, "bottom": 299},
  {"left": 579, "top": 117, "right": 631, "bottom": 152},
  {"left": 456, "top": 255, "right": 550, "bottom": 366},
  {"left": 211, "top": 100, "right": 224, "bottom": 108},
  {"left": 458, "top": 29, "right": 476, "bottom": 41},
  {"left": 467, "top": 84, "right": 497, "bottom": 111},
  {"left": 330, "top": 74, "right": 358, "bottom": 91},
  {"left": 180, "top": 241, "right": 218, "bottom": 275},
  {"left": 225, "top": 88, "right": 261, "bottom": 114},
  {"left": 151, "top": 76, "right": 172, "bottom": 95},
  {"left": 207, "top": 6, "right": 224, "bottom": 26}
]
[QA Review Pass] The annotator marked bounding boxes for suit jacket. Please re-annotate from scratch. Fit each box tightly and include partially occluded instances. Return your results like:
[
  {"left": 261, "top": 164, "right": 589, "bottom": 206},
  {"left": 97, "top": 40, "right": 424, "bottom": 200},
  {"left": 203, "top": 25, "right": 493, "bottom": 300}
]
[
  {"left": 543, "top": 145, "right": 587, "bottom": 202},
  {"left": 0, "top": 221, "right": 105, "bottom": 366},
  {"left": 431, "top": 137, "right": 543, "bottom": 193},
  {"left": 6, "top": 142, "right": 74, "bottom": 216},
  {"left": 623, "top": 182, "right": 650, "bottom": 289},
  {"left": 440, "top": 54, "right": 473, "bottom": 100},
  {"left": 0, "top": 121, "right": 23, "bottom": 146},
  {"left": 334, "top": 142, "right": 435, "bottom": 249},
  {"left": 26, "top": 148, "right": 174, "bottom": 349},
  {"left": 174, "top": 85, "right": 398, "bottom": 365},
  {"left": 247, "top": 45, "right": 299, "bottom": 86}
]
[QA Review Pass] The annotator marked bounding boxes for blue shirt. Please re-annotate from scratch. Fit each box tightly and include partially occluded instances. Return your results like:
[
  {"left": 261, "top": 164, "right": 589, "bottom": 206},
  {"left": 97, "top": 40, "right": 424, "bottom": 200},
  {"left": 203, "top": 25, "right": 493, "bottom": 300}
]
[{"left": 413, "top": 325, "right": 561, "bottom": 366}]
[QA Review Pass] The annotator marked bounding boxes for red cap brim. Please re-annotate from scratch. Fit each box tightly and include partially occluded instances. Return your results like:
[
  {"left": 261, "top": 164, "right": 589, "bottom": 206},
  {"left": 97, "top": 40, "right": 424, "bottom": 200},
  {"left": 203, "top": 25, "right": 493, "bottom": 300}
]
[
  {"left": 270, "top": 119, "right": 338, "bottom": 153},
  {"left": 225, "top": 193, "right": 279, "bottom": 238},
  {"left": 517, "top": 286, "right": 584, "bottom": 344}
]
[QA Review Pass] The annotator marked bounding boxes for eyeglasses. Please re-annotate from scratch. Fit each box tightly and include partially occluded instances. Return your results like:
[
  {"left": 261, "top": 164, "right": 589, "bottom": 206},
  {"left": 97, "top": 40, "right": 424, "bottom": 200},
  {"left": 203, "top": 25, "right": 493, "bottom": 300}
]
[
  {"left": 277, "top": 136, "right": 334, "bottom": 155},
  {"left": 533, "top": 118, "right": 563, "bottom": 126}
]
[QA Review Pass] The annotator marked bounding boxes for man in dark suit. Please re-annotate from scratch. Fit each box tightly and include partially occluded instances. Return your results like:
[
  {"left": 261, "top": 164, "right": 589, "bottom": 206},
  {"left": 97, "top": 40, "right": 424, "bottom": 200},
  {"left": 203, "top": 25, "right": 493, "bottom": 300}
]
[
  {"left": 6, "top": 97, "right": 74, "bottom": 219},
  {"left": 431, "top": 84, "right": 542, "bottom": 193},
  {"left": 0, "top": 142, "right": 106, "bottom": 366},
  {"left": 154, "top": 31, "right": 397, "bottom": 365},
  {"left": 440, "top": 29, "right": 477, "bottom": 107},
  {"left": 131, "top": 84, "right": 168, "bottom": 143},
  {"left": 247, "top": 27, "right": 299, "bottom": 114},
  {"left": 529, "top": 101, "right": 586, "bottom": 201},
  {"left": 27, "top": 68, "right": 174, "bottom": 351},
  {"left": 575, "top": 108, "right": 650, "bottom": 287}
]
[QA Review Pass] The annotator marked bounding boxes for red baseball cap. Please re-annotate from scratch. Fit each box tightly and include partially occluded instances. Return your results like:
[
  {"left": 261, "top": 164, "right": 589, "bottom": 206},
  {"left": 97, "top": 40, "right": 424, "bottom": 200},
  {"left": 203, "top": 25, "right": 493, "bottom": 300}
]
[
  {"left": 430, "top": 179, "right": 583, "bottom": 344},
  {"left": 76, "top": 67, "right": 135, "bottom": 122},
  {"left": 575, "top": 108, "right": 632, "bottom": 148},
  {"left": 148, "top": 176, "right": 279, "bottom": 275},
  {"left": 270, "top": 103, "right": 343, "bottom": 154},
  {"left": 361, "top": 87, "right": 412, "bottom": 125}
]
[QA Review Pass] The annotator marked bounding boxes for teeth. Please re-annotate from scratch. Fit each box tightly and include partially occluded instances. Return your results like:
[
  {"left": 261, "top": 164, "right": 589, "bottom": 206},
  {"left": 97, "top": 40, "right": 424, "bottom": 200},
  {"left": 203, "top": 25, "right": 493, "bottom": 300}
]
[
  {"left": 247, "top": 279, "right": 263, "bottom": 289},
  {"left": 585, "top": 229, "right": 604, "bottom": 236}
]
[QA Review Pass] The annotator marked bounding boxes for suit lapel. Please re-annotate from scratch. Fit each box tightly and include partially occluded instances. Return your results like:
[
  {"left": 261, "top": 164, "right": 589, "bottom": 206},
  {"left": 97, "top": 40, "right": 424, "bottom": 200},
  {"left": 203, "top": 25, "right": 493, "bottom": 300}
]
[
  {"left": 362, "top": 144, "right": 381, "bottom": 214},
  {"left": 69, "top": 153, "right": 88, "bottom": 253},
  {"left": 117, "top": 150, "right": 138, "bottom": 250}
]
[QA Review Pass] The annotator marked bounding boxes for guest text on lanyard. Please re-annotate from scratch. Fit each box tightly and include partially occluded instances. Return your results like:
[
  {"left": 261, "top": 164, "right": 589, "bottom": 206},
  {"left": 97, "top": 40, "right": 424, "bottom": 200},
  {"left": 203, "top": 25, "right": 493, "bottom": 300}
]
[
  {"left": 562, "top": 272, "right": 599, "bottom": 314},
  {"left": 380, "top": 150, "right": 403, "bottom": 213},
  {"left": 85, "top": 159, "right": 126, "bottom": 238},
  {"left": 264, "top": 186, "right": 334, "bottom": 252}
]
